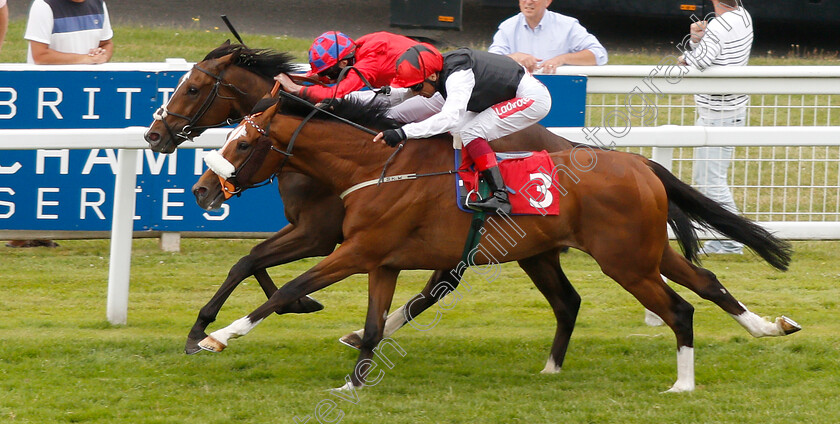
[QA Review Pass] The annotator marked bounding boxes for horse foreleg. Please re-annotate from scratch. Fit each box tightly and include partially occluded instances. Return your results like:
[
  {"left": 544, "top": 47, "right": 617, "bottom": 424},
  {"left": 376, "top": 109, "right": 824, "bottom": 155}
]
[
  {"left": 659, "top": 245, "right": 801, "bottom": 338},
  {"left": 335, "top": 266, "right": 400, "bottom": 391},
  {"left": 186, "top": 223, "right": 338, "bottom": 354},
  {"left": 339, "top": 269, "right": 451, "bottom": 349},
  {"left": 517, "top": 250, "right": 580, "bottom": 374},
  {"left": 198, "top": 243, "right": 364, "bottom": 353}
]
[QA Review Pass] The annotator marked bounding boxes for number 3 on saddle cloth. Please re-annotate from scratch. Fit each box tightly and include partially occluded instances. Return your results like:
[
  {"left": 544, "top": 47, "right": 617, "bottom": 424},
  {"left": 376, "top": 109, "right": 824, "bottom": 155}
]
[{"left": 455, "top": 149, "right": 561, "bottom": 216}]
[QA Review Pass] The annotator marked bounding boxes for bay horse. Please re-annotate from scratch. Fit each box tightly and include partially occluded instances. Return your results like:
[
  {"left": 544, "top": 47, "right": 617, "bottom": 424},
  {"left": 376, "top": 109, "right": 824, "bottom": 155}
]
[
  {"left": 143, "top": 42, "right": 600, "bottom": 354},
  {"left": 147, "top": 42, "right": 798, "bottom": 358},
  {"left": 192, "top": 96, "right": 799, "bottom": 392}
]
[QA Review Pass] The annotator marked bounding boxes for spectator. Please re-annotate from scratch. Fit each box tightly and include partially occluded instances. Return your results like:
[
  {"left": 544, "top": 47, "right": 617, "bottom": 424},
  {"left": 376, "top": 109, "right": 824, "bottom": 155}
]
[
  {"left": 9, "top": 0, "right": 113, "bottom": 248},
  {"left": 0, "top": 0, "right": 7, "bottom": 51},
  {"left": 680, "top": 0, "right": 753, "bottom": 255},
  {"left": 24, "top": 0, "right": 113, "bottom": 64},
  {"left": 488, "top": 0, "right": 607, "bottom": 73}
]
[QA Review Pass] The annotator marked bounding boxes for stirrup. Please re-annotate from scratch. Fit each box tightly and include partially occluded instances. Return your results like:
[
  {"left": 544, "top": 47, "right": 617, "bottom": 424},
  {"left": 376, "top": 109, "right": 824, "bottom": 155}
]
[{"left": 465, "top": 191, "right": 511, "bottom": 214}]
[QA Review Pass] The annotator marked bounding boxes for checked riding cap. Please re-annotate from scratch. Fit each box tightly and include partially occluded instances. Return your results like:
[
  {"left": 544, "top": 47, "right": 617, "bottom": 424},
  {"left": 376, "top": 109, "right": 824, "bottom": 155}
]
[
  {"left": 308, "top": 31, "right": 356, "bottom": 74},
  {"left": 392, "top": 43, "right": 443, "bottom": 88}
]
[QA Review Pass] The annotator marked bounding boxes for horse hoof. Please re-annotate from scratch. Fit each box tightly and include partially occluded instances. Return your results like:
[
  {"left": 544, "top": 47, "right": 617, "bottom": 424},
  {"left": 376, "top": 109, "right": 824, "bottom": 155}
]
[
  {"left": 777, "top": 316, "right": 801, "bottom": 335},
  {"left": 330, "top": 381, "right": 361, "bottom": 393},
  {"left": 280, "top": 295, "right": 325, "bottom": 315},
  {"left": 338, "top": 332, "right": 363, "bottom": 350},
  {"left": 663, "top": 384, "right": 695, "bottom": 394},
  {"left": 185, "top": 339, "right": 204, "bottom": 355},
  {"left": 197, "top": 335, "right": 226, "bottom": 353},
  {"left": 540, "top": 357, "right": 561, "bottom": 374}
]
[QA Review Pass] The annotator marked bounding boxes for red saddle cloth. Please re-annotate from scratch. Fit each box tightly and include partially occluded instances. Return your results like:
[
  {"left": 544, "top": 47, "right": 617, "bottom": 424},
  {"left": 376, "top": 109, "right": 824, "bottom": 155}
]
[{"left": 457, "top": 150, "right": 560, "bottom": 216}]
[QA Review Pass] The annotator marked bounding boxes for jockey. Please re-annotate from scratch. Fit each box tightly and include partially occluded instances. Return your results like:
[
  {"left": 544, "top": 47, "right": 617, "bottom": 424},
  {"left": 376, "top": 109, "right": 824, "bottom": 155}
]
[
  {"left": 274, "top": 31, "right": 418, "bottom": 103},
  {"left": 373, "top": 44, "right": 552, "bottom": 214}
]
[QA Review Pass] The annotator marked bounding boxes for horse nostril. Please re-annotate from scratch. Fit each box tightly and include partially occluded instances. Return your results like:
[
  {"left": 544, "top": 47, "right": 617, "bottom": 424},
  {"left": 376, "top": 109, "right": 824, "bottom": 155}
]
[
  {"left": 194, "top": 186, "right": 207, "bottom": 198},
  {"left": 146, "top": 132, "right": 160, "bottom": 143}
]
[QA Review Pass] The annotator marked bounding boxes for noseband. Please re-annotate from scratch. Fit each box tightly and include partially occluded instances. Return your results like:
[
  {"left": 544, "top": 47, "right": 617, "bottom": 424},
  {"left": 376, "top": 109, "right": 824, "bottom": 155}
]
[
  {"left": 212, "top": 114, "right": 278, "bottom": 199},
  {"left": 153, "top": 64, "right": 249, "bottom": 143}
]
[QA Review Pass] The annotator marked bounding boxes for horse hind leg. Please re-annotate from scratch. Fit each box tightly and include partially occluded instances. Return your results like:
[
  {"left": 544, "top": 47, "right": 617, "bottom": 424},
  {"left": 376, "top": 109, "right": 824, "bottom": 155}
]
[
  {"left": 599, "top": 256, "right": 696, "bottom": 392},
  {"left": 659, "top": 245, "right": 801, "bottom": 338}
]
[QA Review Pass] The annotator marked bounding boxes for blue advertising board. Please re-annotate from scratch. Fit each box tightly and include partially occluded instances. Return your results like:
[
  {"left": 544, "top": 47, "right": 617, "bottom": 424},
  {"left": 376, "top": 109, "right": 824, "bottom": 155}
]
[
  {"left": 0, "top": 65, "right": 286, "bottom": 233},
  {"left": 0, "top": 66, "right": 587, "bottom": 234}
]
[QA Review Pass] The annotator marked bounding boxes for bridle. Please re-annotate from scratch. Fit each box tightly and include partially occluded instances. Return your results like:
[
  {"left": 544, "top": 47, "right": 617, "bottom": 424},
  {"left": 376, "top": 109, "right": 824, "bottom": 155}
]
[
  {"left": 214, "top": 113, "right": 278, "bottom": 199},
  {"left": 153, "top": 63, "right": 249, "bottom": 143}
]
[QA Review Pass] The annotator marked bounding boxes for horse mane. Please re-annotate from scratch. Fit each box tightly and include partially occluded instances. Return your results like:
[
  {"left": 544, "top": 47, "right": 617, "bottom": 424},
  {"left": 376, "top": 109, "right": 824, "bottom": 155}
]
[
  {"left": 204, "top": 43, "right": 301, "bottom": 80},
  {"left": 277, "top": 95, "right": 402, "bottom": 131}
]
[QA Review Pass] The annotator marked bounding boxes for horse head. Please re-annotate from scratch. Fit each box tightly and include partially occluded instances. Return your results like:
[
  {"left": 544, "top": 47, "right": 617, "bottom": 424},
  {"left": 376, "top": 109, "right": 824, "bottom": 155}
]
[
  {"left": 193, "top": 97, "right": 283, "bottom": 210},
  {"left": 145, "top": 41, "right": 297, "bottom": 154}
]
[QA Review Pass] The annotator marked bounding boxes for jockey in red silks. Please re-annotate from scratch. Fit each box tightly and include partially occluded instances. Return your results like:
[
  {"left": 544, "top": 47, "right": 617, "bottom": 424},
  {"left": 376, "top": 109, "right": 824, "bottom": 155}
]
[
  {"left": 273, "top": 31, "right": 418, "bottom": 103},
  {"left": 373, "top": 44, "right": 552, "bottom": 214}
]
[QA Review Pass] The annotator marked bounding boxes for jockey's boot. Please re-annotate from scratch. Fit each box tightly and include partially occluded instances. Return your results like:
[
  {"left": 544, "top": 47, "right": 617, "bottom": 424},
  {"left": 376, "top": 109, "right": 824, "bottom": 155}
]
[{"left": 469, "top": 165, "right": 512, "bottom": 214}]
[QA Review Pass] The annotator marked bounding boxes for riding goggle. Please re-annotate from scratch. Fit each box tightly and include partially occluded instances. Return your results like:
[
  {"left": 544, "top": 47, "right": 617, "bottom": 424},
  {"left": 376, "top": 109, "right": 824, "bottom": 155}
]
[
  {"left": 409, "top": 79, "right": 435, "bottom": 93},
  {"left": 318, "top": 64, "right": 343, "bottom": 81}
]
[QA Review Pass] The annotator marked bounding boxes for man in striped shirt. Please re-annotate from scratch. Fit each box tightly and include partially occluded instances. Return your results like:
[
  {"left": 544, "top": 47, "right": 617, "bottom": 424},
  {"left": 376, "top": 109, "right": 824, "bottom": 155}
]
[
  {"left": 24, "top": 0, "right": 113, "bottom": 64},
  {"left": 680, "top": 0, "right": 753, "bottom": 255}
]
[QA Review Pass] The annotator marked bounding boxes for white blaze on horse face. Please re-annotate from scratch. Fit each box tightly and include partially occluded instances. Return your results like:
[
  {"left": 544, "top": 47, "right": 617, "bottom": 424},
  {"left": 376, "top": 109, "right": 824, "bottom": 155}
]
[
  {"left": 153, "top": 70, "right": 192, "bottom": 121},
  {"left": 207, "top": 316, "right": 264, "bottom": 346}
]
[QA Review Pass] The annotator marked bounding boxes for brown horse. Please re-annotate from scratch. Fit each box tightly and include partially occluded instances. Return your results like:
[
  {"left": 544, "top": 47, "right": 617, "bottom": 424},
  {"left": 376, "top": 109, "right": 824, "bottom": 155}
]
[
  {"left": 192, "top": 96, "right": 799, "bottom": 392},
  {"left": 144, "top": 42, "right": 597, "bottom": 354}
]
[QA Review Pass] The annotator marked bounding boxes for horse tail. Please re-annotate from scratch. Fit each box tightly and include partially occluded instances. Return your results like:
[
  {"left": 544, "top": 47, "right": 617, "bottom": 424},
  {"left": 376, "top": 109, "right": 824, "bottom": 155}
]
[{"left": 646, "top": 159, "right": 792, "bottom": 271}]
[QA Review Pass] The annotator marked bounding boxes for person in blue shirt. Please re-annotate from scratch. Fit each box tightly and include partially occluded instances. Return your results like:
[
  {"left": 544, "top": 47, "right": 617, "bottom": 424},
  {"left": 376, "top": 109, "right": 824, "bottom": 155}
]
[{"left": 488, "top": 0, "right": 607, "bottom": 73}]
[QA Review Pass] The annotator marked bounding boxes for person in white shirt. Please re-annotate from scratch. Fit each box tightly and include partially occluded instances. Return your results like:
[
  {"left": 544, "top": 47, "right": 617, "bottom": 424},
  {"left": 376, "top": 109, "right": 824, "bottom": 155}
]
[
  {"left": 24, "top": 0, "right": 113, "bottom": 64},
  {"left": 0, "top": 0, "right": 8, "bottom": 51},
  {"left": 680, "top": 0, "right": 753, "bottom": 255},
  {"left": 488, "top": 0, "right": 607, "bottom": 73}
]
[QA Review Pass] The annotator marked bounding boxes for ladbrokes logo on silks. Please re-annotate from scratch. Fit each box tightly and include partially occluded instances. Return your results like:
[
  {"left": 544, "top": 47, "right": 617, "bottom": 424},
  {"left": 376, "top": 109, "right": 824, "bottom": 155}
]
[{"left": 492, "top": 97, "right": 535, "bottom": 119}]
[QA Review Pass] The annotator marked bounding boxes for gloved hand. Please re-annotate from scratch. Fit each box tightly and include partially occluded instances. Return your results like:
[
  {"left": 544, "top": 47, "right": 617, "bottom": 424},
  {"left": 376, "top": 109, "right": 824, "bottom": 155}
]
[{"left": 381, "top": 128, "right": 407, "bottom": 147}]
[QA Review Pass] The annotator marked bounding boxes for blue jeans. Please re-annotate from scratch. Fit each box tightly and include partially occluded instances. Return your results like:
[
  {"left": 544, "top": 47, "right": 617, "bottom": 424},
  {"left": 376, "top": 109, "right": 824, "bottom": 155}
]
[{"left": 693, "top": 114, "right": 745, "bottom": 253}]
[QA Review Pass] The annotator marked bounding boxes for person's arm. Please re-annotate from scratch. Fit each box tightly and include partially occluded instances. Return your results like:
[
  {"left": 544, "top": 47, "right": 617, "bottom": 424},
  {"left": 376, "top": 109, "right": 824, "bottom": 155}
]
[
  {"left": 488, "top": 21, "right": 541, "bottom": 72},
  {"left": 0, "top": 3, "right": 8, "bottom": 52},
  {"left": 29, "top": 40, "right": 109, "bottom": 64},
  {"left": 96, "top": 39, "right": 114, "bottom": 62},
  {"left": 540, "top": 49, "right": 597, "bottom": 72},
  {"left": 401, "top": 70, "right": 473, "bottom": 139},
  {"left": 681, "top": 21, "right": 722, "bottom": 70},
  {"left": 541, "top": 19, "right": 608, "bottom": 69}
]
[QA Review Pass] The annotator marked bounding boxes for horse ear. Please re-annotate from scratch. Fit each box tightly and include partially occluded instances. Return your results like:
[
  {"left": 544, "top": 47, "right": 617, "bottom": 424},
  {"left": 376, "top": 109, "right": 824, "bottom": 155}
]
[{"left": 221, "top": 39, "right": 231, "bottom": 48}]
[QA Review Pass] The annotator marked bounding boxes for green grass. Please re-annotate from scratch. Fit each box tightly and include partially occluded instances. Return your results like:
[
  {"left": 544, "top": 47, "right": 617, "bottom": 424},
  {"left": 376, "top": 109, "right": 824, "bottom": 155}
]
[
  {"left": 1, "top": 239, "right": 839, "bottom": 423},
  {"left": 1, "top": 20, "right": 839, "bottom": 423}
]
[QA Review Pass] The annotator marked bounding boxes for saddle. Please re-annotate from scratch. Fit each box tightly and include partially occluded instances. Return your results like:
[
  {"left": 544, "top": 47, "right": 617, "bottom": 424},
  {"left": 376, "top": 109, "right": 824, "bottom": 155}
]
[{"left": 455, "top": 149, "right": 560, "bottom": 216}]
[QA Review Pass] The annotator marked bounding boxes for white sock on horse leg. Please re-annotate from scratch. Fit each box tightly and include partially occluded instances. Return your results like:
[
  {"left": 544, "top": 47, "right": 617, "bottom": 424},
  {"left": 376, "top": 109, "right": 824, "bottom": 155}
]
[
  {"left": 730, "top": 303, "right": 784, "bottom": 337},
  {"left": 209, "top": 316, "right": 263, "bottom": 346},
  {"left": 383, "top": 305, "right": 408, "bottom": 337},
  {"left": 665, "top": 346, "right": 695, "bottom": 393}
]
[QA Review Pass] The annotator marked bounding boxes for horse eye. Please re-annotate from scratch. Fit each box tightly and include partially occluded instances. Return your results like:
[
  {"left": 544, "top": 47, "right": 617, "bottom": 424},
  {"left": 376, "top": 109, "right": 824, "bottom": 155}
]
[
  {"left": 187, "top": 86, "right": 199, "bottom": 95},
  {"left": 237, "top": 141, "right": 251, "bottom": 151}
]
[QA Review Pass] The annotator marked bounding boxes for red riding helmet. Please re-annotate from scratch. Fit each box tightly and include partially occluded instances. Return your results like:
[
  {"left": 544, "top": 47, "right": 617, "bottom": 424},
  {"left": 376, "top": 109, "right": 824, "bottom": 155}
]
[
  {"left": 308, "top": 31, "right": 357, "bottom": 75},
  {"left": 392, "top": 43, "right": 443, "bottom": 88}
]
